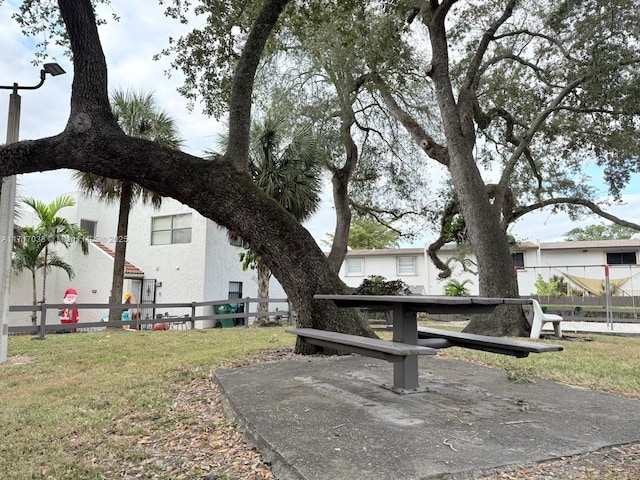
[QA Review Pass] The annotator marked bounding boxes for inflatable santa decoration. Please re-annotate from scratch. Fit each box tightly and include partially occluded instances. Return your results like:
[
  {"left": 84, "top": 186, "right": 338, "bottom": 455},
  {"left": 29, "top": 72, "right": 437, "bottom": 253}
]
[{"left": 59, "top": 288, "right": 79, "bottom": 332}]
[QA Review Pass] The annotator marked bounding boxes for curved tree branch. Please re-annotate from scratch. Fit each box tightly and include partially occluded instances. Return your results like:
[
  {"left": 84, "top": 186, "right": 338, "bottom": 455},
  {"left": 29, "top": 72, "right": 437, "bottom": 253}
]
[
  {"left": 370, "top": 72, "right": 449, "bottom": 165},
  {"left": 225, "top": 0, "right": 292, "bottom": 170},
  {"left": 497, "top": 55, "right": 640, "bottom": 200},
  {"left": 496, "top": 75, "right": 585, "bottom": 202},
  {"left": 492, "top": 29, "right": 577, "bottom": 62},
  {"left": 510, "top": 197, "right": 640, "bottom": 230},
  {"left": 462, "top": 0, "right": 516, "bottom": 91},
  {"left": 426, "top": 199, "right": 461, "bottom": 279}
]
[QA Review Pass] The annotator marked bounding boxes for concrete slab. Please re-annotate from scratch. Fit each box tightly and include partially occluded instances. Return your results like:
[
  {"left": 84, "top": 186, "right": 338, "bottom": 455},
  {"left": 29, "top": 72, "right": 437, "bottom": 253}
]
[{"left": 214, "top": 355, "right": 640, "bottom": 480}]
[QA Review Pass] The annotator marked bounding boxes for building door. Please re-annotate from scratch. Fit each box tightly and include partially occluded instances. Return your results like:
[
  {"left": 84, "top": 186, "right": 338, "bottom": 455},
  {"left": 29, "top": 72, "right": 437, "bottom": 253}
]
[
  {"left": 140, "top": 278, "right": 156, "bottom": 325},
  {"left": 228, "top": 281, "right": 244, "bottom": 325}
]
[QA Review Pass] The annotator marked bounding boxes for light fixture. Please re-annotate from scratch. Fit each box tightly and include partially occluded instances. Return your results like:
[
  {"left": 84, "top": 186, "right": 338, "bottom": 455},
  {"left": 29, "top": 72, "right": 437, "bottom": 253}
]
[{"left": 43, "top": 63, "right": 66, "bottom": 76}]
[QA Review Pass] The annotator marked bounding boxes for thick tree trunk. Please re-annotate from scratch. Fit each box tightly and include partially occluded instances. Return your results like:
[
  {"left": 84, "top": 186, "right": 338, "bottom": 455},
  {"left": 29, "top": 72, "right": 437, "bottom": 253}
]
[
  {"left": 31, "top": 270, "right": 38, "bottom": 326},
  {"left": 255, "top": 260, "right": 270, "bottom": 323},
  {"left": 108, "top": 180, "right": 132, "bottom": 322},
  {"left": 425, "top": 4, "right": 528, "bottom": 336},
  {"left": 327, "top": 106, "right": 359, "bottom": 273},
  {"left": 327, "top": 169, "right": 352, "bottom": 272}
]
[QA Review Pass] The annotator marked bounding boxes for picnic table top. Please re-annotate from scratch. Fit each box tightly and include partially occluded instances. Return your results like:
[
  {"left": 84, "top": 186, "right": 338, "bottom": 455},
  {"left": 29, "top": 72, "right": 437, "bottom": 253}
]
[{"left": 314, "top": 294, "right": 532, "bottom": 314}]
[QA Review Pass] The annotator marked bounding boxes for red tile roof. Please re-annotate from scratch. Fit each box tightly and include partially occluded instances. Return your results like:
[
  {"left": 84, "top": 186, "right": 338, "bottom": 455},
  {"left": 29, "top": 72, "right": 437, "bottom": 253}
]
[{"left": 92, "top": 241, "right": 145, "bottom": 276}]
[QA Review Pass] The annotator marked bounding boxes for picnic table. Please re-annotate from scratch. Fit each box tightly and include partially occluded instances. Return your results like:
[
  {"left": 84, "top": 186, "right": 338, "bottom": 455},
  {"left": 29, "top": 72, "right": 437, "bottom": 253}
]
[{"left": 287, "top": 295, "right": 562, "bottom": 393}]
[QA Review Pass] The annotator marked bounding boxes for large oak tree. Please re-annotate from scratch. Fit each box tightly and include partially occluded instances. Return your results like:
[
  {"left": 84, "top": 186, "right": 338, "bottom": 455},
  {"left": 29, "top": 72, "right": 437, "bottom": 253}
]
[
  {"left": 0, "top": 0, "right": 374, "bottom": 352},
  {"left": 372, "top": 1, "right": 640, "bottom": 335},
  {"left": 161, "top": 0, "right": 640, "bottom": 336}
]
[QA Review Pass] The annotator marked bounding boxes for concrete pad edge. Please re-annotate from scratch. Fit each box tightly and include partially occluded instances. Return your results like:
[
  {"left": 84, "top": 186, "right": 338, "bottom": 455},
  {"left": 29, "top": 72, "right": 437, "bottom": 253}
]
[{"left": 212, "top": 371, "right": 305, "bottom": 480}]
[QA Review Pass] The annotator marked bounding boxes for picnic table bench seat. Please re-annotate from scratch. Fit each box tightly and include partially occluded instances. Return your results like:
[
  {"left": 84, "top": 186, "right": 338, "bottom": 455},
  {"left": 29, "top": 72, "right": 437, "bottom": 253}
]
[
  {"left": 417, "top": 327, "right": 563, "bottom": 358},
  {"left": 286, "top": 328, "right": 437, "bottom": 362}
]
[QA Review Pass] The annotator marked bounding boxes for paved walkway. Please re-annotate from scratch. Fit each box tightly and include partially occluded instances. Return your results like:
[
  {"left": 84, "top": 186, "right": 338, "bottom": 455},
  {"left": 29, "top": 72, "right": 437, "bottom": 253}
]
[
  {"left": 214, "top": 354, "right": 640, "bottom": 480},
  {"left": 553, "top": 321, "right": 640, "bottom": 335}
]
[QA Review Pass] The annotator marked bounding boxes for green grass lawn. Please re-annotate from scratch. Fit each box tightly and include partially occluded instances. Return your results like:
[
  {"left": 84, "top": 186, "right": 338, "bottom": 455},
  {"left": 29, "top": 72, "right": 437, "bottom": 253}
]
[
  {"left": 1, "top": 328, "right": 295, "bottom": 480},
  {"left": 1, "top": 326, "right": 639, "bottom": 479}
]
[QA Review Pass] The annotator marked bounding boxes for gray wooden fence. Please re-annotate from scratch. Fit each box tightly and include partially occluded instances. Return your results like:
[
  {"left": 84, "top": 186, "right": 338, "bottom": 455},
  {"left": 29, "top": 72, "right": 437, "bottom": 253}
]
[{"left": 8, "top": 297, "right": 294, "bottom": 339}]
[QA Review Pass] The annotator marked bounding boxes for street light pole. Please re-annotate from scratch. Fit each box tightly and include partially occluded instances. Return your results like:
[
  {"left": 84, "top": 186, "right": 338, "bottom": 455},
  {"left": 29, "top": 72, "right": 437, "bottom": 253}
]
[{"left": 0, "top": 63, "right": 66, "bottom": 363}]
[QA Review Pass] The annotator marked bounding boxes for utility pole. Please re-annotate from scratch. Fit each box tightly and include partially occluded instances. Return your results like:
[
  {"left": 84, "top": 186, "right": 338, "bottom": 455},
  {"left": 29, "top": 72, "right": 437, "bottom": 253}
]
[{"left": 0, "top": 63, "right": 66, "bottom": 363}]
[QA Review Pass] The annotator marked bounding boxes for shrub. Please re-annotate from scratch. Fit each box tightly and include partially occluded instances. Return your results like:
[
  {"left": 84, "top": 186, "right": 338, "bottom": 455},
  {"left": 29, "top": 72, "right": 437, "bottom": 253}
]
[{"left": 353, "top": 275, "right": 412, "bottom": 295}]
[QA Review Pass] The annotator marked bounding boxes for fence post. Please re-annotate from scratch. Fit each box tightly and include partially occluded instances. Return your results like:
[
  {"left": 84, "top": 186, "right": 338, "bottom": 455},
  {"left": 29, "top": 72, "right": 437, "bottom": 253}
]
[
  {"left": 288, "top": 299, "right": 294, "bottom": 326},
  {"left": 244, "top": 297, "right": 250, "bottom": 327},
  {"left": 191, "top": 302, "right": 196, "bottom": 329},
  {"left": 36, "top": 304, "right": 47, "bottom": 340}
]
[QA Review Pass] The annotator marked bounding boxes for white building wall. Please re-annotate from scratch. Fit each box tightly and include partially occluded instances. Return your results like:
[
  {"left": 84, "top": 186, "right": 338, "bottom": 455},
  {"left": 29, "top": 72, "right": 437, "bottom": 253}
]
[
  {"left": 124, "top": 198, "right": 207, "bottom": 315},
  {"left": 341, "top": 240, "right": 640, "bottom": 297},
  {"left": 201, "top": 221, "right": 287, "bottom": 326},
  {"left": 8, "top": 269, "right": 39, "bottom": 326},
  {"left": 203, "top": 221, "right": 252, "bottom": 301},
  {"left": 521, "top": 243, "right": 640, "bottom": 296},
  {"left": 515, "top": 245, "right": 611, "bottom": 296},
  {"left": 339, "top": 249, "right": 428, "bottom": 294}
]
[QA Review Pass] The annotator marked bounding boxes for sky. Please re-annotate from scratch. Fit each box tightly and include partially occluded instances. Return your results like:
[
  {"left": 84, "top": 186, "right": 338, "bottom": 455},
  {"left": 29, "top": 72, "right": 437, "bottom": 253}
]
[{"left": 1, "top": 1, "right": 639, "bottom": 247}]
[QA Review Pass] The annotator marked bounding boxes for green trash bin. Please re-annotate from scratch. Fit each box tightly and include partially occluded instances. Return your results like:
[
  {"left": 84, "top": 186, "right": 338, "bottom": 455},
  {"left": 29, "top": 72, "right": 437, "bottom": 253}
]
[{"left": 214, "top": 304, "right": 237, "bottom": 328}]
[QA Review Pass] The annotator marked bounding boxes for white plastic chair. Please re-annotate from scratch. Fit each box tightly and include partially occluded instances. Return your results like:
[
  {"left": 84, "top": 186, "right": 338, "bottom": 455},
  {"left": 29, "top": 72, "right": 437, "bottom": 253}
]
[{"left": 525, "top": 299, "right": 563, "bottom": 339}]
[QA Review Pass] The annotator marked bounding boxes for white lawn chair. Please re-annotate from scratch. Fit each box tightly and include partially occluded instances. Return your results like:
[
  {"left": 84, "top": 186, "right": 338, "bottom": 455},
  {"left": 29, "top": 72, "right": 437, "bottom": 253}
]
[{"left": 525, "top": 299, "right": 563, "bottom": 339}]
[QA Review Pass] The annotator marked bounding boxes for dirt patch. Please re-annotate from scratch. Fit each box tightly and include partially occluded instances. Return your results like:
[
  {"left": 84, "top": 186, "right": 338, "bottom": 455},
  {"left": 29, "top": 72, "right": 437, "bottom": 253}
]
[{"left": 2, "top": 354, "right": 35, "bottom": 367}]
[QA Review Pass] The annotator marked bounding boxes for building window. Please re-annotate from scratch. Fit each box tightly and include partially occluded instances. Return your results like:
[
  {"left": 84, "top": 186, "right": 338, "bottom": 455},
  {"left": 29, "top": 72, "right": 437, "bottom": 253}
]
[
  {"left": 228, "top": 281, "right": 243, "bottom": 299},
  {"left": 397, "top": 256, "right": 417, "bottom": 275},
  {"left": 345, "top": 258, "right": 364, "bottom": 277},
  {"left": 151, "top": 214, "right": 192, "bottom": 245},
  {"left": 229, "top": 236, "right": 243, "bottom": 247},
  {"left": 512, "top": 252, "right": 525, "bottom": 269},
  {"left": 80, "top": 219, "right": 97, "bottom": 238},
  {"left": 606, "top": 252, "right": 637, "bottom": 265}
]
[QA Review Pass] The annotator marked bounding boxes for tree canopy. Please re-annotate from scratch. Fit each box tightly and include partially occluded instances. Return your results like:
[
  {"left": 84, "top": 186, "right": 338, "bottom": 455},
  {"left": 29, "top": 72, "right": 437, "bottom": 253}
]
[
  {"left": 2, "top": 0, "right": 640, "bottom": 339},
  {"left": 563, "top": 223, "right": 639, "bottom": 242},
  {"left": 0, "top": 0, "right": 374, "bottom": 352},
  {"left": 330, "top": 217, "right": 402, "bottom": 250}
]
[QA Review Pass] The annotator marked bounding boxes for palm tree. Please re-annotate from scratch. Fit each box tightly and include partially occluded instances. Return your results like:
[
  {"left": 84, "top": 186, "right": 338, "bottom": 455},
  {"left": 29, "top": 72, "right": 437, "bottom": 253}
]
[
  {"left": 214, "top": 113, "right": 322, "bottom": 323},
  {"left": 12, "top": 226, "right": 74, "bottom": 326},
  {"left": 250, "top": 114, "right": 322, "bottom": 221},
  {"left": 73, "top": 89, "right": 183, "bottom": 321},
  {"left": 444, "top": 279, "right": 473, "bottom": 297},
  {"left": 19, "top": 196, "right": 89, "bottom": 324}
]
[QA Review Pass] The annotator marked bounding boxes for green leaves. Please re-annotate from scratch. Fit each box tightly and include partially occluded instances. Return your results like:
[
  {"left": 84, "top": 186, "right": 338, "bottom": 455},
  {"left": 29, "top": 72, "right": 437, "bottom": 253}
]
[
  {"left": 444, "top": 279, "right": 473, "bottom": 297},
  {"left": 347, "top": 217, "right": 401, "bottom": 250},
  {"left": 22, "top": 195, "right": 90, "bottom": 255},
  {"left": 249, "top": 111, "right": 322, "bottom": 222},
  {"left": 11, "top": 0, "right": 116, "bottom": 64},
  {"left": 563, "top": 223, "right": 638, "bottom": 241},
  {"left": 352, "top": 275, "right": 412, "bottom": 296}
]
